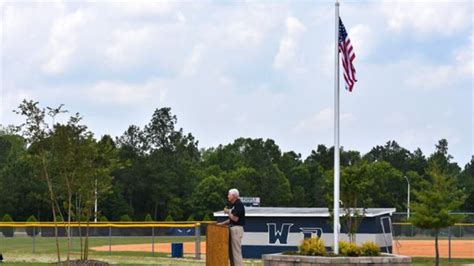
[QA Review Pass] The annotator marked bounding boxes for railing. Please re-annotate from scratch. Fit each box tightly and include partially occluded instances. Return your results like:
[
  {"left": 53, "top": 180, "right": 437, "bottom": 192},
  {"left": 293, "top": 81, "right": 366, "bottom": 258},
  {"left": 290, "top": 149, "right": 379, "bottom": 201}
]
[{"left": 0, "top": 221, "right": 215, "bottom": 260}]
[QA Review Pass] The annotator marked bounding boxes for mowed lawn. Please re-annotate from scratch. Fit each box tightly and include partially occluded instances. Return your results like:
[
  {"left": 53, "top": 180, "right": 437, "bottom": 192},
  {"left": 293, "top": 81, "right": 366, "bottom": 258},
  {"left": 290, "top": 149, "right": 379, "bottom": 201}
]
[
  {"left": 0, "top": 236, "right": 262, "bottom": 265},
  {"left": 1, "top": 237, "right": 474, "bottom": 265},
  {"left": 0, "top": 235, "right": 209, "bottom": 265}
]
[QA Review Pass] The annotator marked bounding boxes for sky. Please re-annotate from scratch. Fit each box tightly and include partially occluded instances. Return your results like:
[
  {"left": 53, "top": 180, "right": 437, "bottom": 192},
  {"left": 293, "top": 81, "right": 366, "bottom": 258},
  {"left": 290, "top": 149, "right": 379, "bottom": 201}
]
[{"left": 0, "top": 0, "right": 472, "bottom": 166}]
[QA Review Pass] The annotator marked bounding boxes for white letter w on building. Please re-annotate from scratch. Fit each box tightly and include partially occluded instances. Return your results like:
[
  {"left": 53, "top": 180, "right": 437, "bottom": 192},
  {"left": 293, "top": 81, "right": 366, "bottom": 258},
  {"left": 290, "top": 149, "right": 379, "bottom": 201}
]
[{"left": 267, "top": 223, "right": 293, "bottom": 244}]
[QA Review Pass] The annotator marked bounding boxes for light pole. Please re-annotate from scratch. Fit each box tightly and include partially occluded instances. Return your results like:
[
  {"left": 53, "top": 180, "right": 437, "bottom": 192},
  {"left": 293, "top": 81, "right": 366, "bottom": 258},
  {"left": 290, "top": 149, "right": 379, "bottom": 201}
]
[
  {"left": 404, "top": 176, "right": 410, "bottom": 220},
  {"left": 94, "top": 179, "right": 98, "bottom": 222}
]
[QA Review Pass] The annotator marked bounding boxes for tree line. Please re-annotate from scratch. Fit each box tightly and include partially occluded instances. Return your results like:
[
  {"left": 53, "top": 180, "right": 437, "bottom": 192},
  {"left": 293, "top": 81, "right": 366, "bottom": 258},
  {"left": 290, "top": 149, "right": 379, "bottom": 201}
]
[{"left": 0, "top": 100, "right": 472, "bottom": 222}]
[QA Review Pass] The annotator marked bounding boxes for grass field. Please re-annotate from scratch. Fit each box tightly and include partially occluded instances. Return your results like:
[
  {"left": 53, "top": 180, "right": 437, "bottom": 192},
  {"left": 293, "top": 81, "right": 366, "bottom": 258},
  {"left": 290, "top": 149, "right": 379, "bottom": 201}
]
[
  {"left": 1, "top": 236, "right": 474, "bottom": 265},
  {"left": 0, "top": 236, "right": 207, "bottom": 265},
  {"left": 0, "top": 235, "right": 197, "bottom": 254},
  {"left": 0, "top": 235, "right": 263, "bottom": 265},
  {"left": 411, "top": 257, "right": 474, "bottom": 265}
]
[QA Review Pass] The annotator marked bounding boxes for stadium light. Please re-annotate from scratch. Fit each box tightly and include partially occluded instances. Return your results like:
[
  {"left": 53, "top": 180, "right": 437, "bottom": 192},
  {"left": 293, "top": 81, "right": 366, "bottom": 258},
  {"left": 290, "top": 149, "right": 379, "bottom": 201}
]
[{"left": 404, "top": 176, "right": 410, "bottom": 220}]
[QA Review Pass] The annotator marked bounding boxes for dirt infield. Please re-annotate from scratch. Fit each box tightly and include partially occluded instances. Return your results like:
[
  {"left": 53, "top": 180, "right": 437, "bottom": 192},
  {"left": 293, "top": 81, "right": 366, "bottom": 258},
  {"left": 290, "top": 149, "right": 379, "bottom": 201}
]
[
  {"left": 393, "top": 240, "right": 474, "bottom": 259},
  {"left": 92, "top": 240, "right": 474, "bottom": 258}
]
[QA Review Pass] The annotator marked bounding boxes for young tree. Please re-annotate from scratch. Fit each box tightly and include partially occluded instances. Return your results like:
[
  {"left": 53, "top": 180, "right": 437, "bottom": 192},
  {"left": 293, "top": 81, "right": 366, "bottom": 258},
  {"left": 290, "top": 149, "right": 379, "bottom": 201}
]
[
  {"left": 326, "top": 161, "right": 373, "bottom": 242},
  {"left": 411, "top": 162, "right": 466, "bottom": 266},
  {"left": 15, "top": 100, "right": 65, "bottom": 262},
  {"left": 15, "top": 100, "right": 119, "bottom": 262}
]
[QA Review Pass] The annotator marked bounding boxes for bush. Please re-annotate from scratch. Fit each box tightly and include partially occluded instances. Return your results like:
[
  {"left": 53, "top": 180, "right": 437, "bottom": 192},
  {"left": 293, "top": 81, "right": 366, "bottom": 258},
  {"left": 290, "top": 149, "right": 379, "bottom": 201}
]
[
  {"left": 99, "top": 215, "right": 109, "bottom": 222},
  {"left": 338, "top": 241, "right": 361, "bottom": 257},
  {"left": 1, "top": 214, "right": 15, "bottom": 237},
  {"left": 299, "top": 237, "right": 326, "bottom": 256},
  {"left": 186, "top": 215, "right": 195, "bottom": 221},
  {"left": 26, "top": 215, "right": 39, "bottom": 237},
  {"left": 202, "top": 214, "right": 212, "bottom": 221},
  {"left": 144, "top": 214, "right": 153, "bottom": 222},
  {"left": 360, "top": 241, "right": 380, "bottom": 256},
  {"left": 119, "top": 214, "right": 132, "bottom": 222},
  {"left": 165, "top": 214, "right": 174, "bottom": 222},
  {"left": 76, "top": 214, "right": 88, "bottom": 222}
]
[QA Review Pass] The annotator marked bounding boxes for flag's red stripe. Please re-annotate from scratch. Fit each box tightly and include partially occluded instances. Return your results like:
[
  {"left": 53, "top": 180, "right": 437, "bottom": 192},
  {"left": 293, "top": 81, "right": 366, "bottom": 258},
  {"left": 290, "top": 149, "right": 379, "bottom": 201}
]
[{"left": 339, "top": 33, "right": 356, "bottom": 91}]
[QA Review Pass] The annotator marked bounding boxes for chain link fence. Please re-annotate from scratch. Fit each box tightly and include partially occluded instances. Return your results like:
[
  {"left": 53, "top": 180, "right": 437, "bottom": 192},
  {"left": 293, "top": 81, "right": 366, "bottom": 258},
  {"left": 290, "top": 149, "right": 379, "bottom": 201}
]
[
  {"left": 0, "top": 222, "right": 213, "bottom": 261},
  {"left": 391, "top": 213, "right": 474, "bottom": 259}
]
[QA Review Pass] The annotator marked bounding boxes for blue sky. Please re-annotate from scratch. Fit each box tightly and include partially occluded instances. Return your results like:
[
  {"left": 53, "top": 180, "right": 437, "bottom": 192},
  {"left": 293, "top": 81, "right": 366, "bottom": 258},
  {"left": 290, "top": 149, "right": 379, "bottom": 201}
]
[{"left": 1, "top": 0, "right": 472, "bottom": 166}]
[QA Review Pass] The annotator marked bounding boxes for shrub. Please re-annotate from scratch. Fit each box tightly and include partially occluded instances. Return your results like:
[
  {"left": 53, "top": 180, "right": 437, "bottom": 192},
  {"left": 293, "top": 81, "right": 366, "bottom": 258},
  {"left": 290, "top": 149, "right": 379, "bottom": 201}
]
[
  {"left": 1, "top": 214, "right": 15, "bottom": 237},
  {"left": 202, "top": 214, "right": 212, "bottom": 221},
  {"left": 26, "top": 215, "right": 39, "bottom": 237},
  {"left": 299, "top": 237, "right": 326, "bottom": 256},
  {"left": 360, "top": 241, "right": 380, "bottom": 256},
  {"left": 76, "top": 214, "right": 88, "bottom": 222},
  {"left": 99, "top": 215, "right": 109, "bottom": 222},
  {"left": 119, "top": 214, "right": 132, "bottom": 222},
  {"left": 338, "top": 241, "right": 361, "bottom": 257},
  {"left": 144, "top": 214, "right": 153, "bottom": 222},
  {"left": 186, "top": 215, "right": 195, "bottom": 221},
  {"left": 165, "top": 214, "right": 174, "bottom": 222}
]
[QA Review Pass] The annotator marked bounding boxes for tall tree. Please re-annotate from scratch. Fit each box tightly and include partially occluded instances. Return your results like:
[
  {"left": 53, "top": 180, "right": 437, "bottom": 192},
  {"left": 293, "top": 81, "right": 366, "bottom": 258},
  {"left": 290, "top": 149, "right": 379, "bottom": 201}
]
[
  {"left": 364, "top": 140, "right": 411, "bottom": 172},
  {"left": 459, "top": 158, "right": 474, "bottom": 211},
  {"left": 0, "top": 134, "right": 48, "bottom": 220},
  {"left": 364, "top": 161, "right": 404, "bottom": 210},
  {"left": 428, "top": 139, "right": 461, "bottom": 176},
  {"left": 191, "top": 175, "right": 227, "bottom": 218},
  {"left": 307, "top": 145, "right": 361, "bottom": 171}
]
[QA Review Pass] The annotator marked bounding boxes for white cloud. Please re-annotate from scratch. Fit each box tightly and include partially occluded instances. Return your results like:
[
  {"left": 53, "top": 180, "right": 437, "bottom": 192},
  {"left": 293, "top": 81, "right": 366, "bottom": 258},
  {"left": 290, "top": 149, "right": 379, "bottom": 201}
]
[
  {"left": 295, "top": 107, "right": 356, "bottom": 133},
  {"left": 42, "top": 9, "right": 85, "bottom": 74},
  {"left": 273, "top": 16, "right": 306, "bottom": 70},
  {"left": 405, "top": 63, "right": 456, "bottom": 90},
  {"left": 104, "top": 26, "right": 155, "bottom": 66},
  {"left": 181, "top": 44, "right": 205, "bottom": 77},
  {"left": 1, "top": 1, "right": 472, "bottom": 165},
  {"left": 454, "top": 34, "right": 474, "bottom": 77},
  {"left": 0, "top": 85, "right": 35, "bottom": 126},
  {"left": 348, "top": 24, "right": 374, "bottom": 59},
  {"left": 399, "top": 125, "right": 461, "bottom": 148},
  {"left": 85, "top": 79, "right": 167, "bottom": 105},
  {"left": 381, "top": 1, "right": 471, "bottom": 35},
  {"left": 113, "top": 1, "right": 176, "bottom": 17},
  {"left": 403, "top": 37, "right": 472, "bottom": 90},
  {"left": 226, "top": 21, "right": 263, "bottom": 47}
]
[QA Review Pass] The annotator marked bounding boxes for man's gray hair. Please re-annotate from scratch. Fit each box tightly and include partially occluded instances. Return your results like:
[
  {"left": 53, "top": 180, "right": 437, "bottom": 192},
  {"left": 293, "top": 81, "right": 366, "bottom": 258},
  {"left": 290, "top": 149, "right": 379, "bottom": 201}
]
[{"left": 228, "top": 188, "right": 240, "bottom": 197}]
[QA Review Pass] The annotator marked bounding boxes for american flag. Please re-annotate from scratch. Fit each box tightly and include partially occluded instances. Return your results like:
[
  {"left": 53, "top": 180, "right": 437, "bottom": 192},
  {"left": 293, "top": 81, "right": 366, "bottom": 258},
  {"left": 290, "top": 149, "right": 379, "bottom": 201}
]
[{"left": 338, "top": 17, "right": 357, "bottom": 92}]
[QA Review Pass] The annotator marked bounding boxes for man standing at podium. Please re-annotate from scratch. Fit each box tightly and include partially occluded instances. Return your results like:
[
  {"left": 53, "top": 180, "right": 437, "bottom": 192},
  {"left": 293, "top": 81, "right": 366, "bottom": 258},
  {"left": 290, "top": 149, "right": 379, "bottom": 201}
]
[{"left": 218, "top": 188, "right": 246, "bottom": 266}]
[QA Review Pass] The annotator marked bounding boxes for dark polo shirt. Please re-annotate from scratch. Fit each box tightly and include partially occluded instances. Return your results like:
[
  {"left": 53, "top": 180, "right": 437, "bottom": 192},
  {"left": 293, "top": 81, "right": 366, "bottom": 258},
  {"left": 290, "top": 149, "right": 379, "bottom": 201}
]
[{"left": 230, "top": 198, "right": 246, "bottom": 226}]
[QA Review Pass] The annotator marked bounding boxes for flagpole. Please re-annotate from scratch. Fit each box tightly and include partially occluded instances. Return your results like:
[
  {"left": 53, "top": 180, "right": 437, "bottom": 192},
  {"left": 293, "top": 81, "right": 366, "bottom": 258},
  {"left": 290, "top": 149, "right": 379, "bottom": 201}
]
[{"left": 333, "top": 0, "right": 341, "bottom": 255}]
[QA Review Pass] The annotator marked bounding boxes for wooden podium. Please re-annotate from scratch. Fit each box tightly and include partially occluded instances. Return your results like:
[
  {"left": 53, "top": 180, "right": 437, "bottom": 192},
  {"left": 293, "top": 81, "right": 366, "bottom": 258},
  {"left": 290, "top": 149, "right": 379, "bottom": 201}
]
[{"left": 206, "top": 224, "right": 229, "bottom": 266}]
